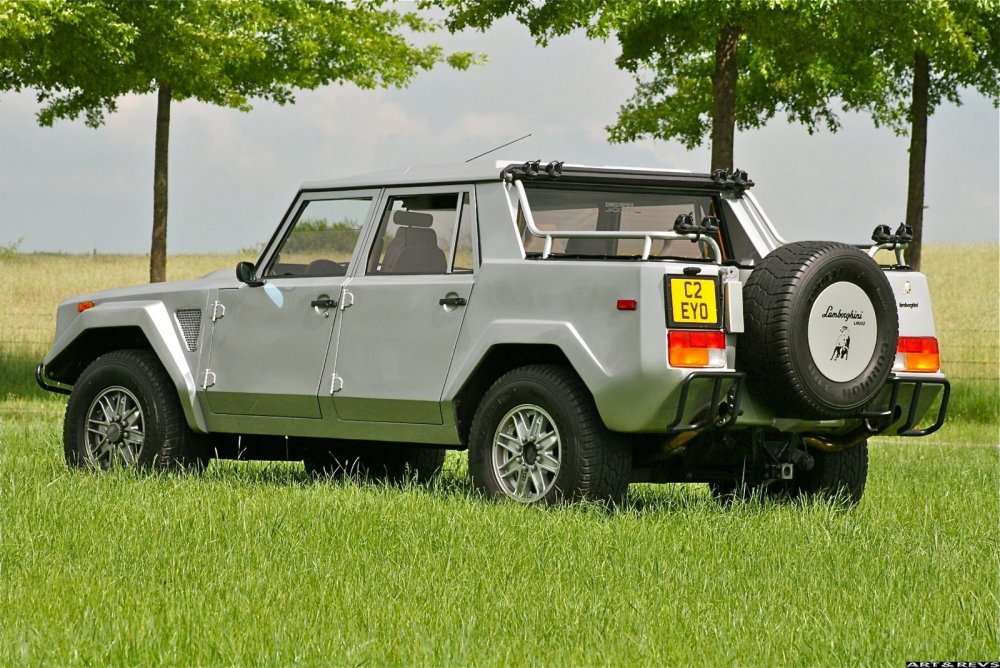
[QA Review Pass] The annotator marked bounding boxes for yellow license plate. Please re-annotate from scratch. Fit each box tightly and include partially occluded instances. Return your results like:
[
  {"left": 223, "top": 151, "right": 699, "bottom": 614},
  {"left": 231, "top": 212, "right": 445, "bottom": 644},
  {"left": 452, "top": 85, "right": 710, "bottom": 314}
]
[{"left": 666, "top": 276, "right": 720, "bottom": 327}]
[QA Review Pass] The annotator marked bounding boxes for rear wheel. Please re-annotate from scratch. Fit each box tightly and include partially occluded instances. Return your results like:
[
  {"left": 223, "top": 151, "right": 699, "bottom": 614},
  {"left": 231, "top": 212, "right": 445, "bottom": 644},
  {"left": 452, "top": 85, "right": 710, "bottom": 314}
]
[
  {"left": 468, "top": 365, "right": 631, "bottom": 505},
  {"left": 64, "top": 349, "right": 208, "bottom": 472},
  {"left": 793, "top": 441, "right": 868, "bottom": 505}
]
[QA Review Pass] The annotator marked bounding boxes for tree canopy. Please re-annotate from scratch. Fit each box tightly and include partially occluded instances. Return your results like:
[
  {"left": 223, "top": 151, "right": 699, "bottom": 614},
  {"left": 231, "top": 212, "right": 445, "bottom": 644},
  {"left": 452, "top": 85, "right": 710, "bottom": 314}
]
[
  {"left": 830, "top": 0, "right": 999, "bottom": 268},
  {"left": 446, "top": 0, "right": 998, "bottom": 267},
  {"left": 1, "top": 0, "right": 477, "bottom": 281},
  {"left": 445, "top": 0, "right": 848, "bottom": 171}
]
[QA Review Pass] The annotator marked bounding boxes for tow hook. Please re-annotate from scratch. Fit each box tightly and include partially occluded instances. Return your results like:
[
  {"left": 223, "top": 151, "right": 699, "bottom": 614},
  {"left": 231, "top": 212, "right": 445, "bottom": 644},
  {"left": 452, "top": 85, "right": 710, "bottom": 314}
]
[{"left": 766, "top": 463, "right": 795, "bottom": 480}]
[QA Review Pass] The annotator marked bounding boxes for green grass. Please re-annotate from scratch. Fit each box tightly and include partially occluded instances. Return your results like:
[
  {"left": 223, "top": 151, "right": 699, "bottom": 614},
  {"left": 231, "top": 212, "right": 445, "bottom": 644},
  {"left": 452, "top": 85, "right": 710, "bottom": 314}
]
[
  {"left": 1, "top": 397, "right": 998, "bottom": 665},
  {"left": 1, "top": 246, "right": 997, "bottom": 665}
]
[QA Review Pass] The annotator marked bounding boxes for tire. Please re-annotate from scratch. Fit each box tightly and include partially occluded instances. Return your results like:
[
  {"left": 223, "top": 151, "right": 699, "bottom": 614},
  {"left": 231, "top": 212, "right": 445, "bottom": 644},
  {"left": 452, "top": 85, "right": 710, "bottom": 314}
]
[
  {"left": 708, "top": 442, "right": 868, "bottom": 507},
  {"left": 793, "top": 441, "right": 868, "bottom": 505},
  {"left": 739, "top": 241, "right": 898, "bottom": 419},
  {"left": 468, "top": 365, "right": 631, "bottom": 505},
  {"left": 64, "top": 349, "right": 208, "bottom": 472},
  {"left": 304, "top": 443, "right": 445, "bottom": 484}
]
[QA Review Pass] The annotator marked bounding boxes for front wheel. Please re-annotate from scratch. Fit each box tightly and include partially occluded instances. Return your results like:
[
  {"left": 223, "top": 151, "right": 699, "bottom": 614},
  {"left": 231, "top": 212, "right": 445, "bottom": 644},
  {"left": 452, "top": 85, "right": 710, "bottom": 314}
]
[
  {"left": 63, "top": 349, "right": 208, "bottom": 472},
  {"left": 709, "top": 441, "right": 868, "bottom": 506},
  {"left": 468, "top": 365, "right": 631, "bottom": 505}
]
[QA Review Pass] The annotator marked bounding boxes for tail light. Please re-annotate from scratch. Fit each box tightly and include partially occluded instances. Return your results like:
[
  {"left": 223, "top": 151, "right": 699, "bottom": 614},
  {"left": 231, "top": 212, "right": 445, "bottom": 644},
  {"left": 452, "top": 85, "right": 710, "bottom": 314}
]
[
  {"left": 77, "top": 301, "right": 95, "bottom": 313},
  {"left": 895, "top": 336, "right": 940, "bottom": 372},
  {"left": 668, "top": 330, "right": 726, "bottom": 368}
]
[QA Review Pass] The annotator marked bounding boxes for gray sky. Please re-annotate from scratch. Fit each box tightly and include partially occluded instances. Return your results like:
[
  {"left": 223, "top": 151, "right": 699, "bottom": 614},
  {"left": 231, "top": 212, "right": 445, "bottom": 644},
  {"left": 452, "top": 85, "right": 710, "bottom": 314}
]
[{"left": 1, "top": 17, "right": 997, "bottom": 255}]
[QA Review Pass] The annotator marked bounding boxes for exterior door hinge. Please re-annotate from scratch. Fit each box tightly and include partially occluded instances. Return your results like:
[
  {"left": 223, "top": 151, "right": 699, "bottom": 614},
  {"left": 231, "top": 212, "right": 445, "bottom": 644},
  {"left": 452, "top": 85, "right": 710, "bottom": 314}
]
[
  {"left": 329, "top": 373, "right": 344, "bottom": 394},
  {"left": 340, "top": 290, "right": 354, "bottom": 310},
  {"left": 211, "top": 301, "right": 226, "bottom": 322},
  {"left": 202, "top": 369, "right": 217, "bottom": 389}
]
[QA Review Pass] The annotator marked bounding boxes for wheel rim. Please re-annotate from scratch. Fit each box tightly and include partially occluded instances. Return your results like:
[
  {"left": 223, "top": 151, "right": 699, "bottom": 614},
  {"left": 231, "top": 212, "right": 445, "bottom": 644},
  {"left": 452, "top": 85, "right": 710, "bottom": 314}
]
[
  {"left": 491, "top": 404, "right": 561, "bottom": 502},
  {"left": 84, "top": 386, "right": 145, "bottom": 468}
]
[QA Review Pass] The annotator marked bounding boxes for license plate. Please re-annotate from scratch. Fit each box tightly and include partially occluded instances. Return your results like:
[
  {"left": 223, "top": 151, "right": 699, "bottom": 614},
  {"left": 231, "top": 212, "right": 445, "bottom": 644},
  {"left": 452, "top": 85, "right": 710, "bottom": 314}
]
[{"left": 665, "top": 276, "right": 720, "bottom": 327}]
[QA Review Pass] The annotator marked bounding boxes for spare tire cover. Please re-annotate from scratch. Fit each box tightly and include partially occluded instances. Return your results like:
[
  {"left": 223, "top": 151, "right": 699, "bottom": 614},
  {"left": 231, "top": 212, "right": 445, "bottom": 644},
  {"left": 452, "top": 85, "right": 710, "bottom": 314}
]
[{"left": 738, "top": 241, "right": 898, "bottom": 419}]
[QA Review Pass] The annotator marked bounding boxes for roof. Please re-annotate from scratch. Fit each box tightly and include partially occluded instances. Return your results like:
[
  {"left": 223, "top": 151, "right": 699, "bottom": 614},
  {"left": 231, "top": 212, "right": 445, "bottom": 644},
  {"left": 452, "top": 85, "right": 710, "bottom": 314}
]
[{"left": 300, "top": 160, "right": 699, "bottom": 192}]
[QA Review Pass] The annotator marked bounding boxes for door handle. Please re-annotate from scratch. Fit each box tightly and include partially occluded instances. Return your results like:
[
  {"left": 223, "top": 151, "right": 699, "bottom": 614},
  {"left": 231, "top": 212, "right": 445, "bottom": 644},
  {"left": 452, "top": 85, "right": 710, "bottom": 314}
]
[
  {"left": 439, "top": 296, "right": 467, "bottom": 307},
  {"left": 311, "top": 298, "right": 338, "bottom": 309}
]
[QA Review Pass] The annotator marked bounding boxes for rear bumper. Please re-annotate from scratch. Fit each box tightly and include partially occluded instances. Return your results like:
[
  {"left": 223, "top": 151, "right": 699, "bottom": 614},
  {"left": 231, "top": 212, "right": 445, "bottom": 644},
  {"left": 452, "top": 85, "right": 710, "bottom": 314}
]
[
  {"left": 864, "top": 374, "right": 950, "bottom": 437},
  {"left": 665, "top": 371, "right": 745, "bottom": 432}
]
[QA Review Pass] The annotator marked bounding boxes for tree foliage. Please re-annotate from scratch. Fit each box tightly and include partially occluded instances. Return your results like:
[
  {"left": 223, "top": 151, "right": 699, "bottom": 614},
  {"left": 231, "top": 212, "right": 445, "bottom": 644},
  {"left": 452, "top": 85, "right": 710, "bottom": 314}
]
[
  {"left": 1, "top": 0, "right": 477, "bottom": 280},
  {"left": 445, "top": 0, "right": 997, "bottom": 268},
  {"left": 835, "top": 0, "right": 999, "bottom": 131},
  {"left": 828, "top": 0, "right": 999, "bottom": 269},
  {"left": 445, "top": 0, "right": 847, "bottom": 170}
]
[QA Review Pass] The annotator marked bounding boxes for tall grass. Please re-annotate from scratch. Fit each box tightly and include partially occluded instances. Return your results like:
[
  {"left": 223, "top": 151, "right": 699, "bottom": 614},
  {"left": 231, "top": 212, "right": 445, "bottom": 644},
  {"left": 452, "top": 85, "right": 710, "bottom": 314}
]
[
  {"left": 0, "top": 245, "right": 996, "bottom": 664},
  {"left": 0, "top": 413, "right": 996, "bottom": 665}
]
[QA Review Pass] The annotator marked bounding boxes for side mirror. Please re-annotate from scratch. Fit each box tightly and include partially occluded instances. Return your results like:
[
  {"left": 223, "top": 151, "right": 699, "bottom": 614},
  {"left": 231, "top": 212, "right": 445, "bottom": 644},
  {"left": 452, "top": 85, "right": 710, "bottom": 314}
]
[{"left": 236, "top": 261, "right": 264, "bottom": 286}]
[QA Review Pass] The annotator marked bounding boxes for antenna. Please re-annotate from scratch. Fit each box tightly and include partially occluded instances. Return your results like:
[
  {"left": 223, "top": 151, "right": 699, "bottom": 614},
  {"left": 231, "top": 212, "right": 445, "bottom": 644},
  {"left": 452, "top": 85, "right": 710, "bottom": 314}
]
[{"left": 465, "top": 133, "right": 532, "bottom": 163}]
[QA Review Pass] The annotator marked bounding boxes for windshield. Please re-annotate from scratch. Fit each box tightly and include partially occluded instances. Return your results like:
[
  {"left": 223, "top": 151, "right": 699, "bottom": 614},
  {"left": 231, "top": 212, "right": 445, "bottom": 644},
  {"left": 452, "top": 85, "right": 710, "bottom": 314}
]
[{"left": 518, "top": 186, "right": 723, "bottom": 260}]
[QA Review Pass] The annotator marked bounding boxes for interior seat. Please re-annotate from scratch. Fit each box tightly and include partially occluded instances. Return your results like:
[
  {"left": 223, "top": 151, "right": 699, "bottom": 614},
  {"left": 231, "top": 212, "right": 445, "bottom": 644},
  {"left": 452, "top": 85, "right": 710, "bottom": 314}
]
[{"left": 379, "top": 211, "right": 446, "bottom": 274}]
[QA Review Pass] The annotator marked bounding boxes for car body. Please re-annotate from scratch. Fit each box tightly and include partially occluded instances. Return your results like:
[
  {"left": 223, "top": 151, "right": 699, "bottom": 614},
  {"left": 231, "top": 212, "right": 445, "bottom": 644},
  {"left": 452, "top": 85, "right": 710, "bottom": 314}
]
[{"left": 38, "top": 160, "right": 950, "bottom": 504}]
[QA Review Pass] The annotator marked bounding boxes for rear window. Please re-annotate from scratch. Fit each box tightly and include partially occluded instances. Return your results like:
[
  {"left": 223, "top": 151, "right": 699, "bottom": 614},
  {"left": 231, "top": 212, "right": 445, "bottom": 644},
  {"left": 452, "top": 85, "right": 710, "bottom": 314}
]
[{"left": 519, "top": 187, "right": 723, "bottom": 260}]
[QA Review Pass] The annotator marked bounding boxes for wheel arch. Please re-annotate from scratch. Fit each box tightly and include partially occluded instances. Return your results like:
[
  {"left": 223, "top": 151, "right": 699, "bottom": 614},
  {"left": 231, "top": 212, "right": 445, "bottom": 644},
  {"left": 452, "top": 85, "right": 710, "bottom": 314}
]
[
  {"left": 451, "top": 343, "right": 588, "bottom": 448},
  {"left": 42, "top": 301, "right": 209, "bottom": 432}
]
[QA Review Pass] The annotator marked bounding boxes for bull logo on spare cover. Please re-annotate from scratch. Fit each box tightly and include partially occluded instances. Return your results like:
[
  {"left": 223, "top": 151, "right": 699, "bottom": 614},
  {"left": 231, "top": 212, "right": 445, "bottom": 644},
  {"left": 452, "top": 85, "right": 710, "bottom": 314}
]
[
  {"left": 807, "top": 282, "right": 878, "bottom": 383},
  {"left": 830, "top": 325, "right": 851, "bottom": 361}
]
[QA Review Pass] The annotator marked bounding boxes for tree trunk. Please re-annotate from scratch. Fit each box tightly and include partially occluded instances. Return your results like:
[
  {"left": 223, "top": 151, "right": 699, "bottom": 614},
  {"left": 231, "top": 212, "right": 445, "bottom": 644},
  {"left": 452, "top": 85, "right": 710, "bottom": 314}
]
[
  {"left": 904, "top": 51, "right": 929, "bottom": 271},
  {"left": 711, "top": 24, "right": 741, "bottom": 173},
  {"left": 150, "top": 84, "right": 171, "bottom": 283}
]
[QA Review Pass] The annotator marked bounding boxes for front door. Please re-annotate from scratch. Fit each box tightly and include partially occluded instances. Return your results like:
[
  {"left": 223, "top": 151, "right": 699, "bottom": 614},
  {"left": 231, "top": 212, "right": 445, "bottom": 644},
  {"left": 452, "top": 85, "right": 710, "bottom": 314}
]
[
  {"left": 330, "top": 188, "right": 477, "bottom": 424},
  {"left": 203, "top": 191, "right": 377, "bottom": 418}
]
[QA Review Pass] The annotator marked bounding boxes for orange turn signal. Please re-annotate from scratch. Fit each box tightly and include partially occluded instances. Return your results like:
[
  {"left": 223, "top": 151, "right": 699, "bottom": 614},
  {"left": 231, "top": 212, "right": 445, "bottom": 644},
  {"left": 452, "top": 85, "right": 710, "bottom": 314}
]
[
  {"left": 895, "top": 336, "right": 940, "bottom": 373},
  {"left": 668, "top": 330, "right": 726, "bottom": 368},
  {"left": 77, "top": 301, "right": 95, "bottom": 313}
]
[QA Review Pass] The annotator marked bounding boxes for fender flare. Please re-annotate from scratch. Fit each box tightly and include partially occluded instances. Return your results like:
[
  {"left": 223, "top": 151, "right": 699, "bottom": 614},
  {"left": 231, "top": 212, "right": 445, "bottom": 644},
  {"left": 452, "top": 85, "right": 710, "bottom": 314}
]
[
  {"left": 43, "top": 301, "right": 209, "bottom": 433},
  {"left": 443, "top": 319, "right": 612, "bottom": 417}
]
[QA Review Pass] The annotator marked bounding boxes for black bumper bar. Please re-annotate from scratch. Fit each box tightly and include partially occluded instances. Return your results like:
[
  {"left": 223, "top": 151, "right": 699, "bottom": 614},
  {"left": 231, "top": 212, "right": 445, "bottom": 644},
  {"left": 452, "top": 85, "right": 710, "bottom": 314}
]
[
  {"left": 862, "top": 375, "right": 950, "bottom": 437},
  {"left": 666, "top": 371, "right": 745, "bottom": 433}
]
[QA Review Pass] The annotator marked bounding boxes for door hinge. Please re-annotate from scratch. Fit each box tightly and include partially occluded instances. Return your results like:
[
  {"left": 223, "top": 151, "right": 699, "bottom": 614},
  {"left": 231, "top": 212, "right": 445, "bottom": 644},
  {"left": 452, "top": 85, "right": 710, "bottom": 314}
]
[
  {"left": 329, "top": 373, "right": 344, "bottom": 394},
  {"left": 340, "top": 290, "right": 354, "bottom": 310},
  {"left": 202, "top": 369, "right": 217, "bottom": 389},
  {"left": 210, "top": 301, "right": 226, "bottom": 322}
]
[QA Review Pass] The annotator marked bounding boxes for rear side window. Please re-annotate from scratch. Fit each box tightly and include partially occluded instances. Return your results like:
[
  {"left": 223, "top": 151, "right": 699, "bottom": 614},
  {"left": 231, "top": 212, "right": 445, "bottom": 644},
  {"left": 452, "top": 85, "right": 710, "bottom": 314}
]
[
  {"left": 367, "top": 192, "right": 467, "bottom": 275},
  {"left": 519, "top": 187, "right": 723, "bottom": 260}
]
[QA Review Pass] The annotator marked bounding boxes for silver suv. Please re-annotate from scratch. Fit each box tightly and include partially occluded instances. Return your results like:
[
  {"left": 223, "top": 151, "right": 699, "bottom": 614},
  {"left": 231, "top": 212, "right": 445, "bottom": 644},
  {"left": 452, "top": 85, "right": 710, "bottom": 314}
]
[{"left": 37, "top": 161, "right": 949, "bottom": 505}]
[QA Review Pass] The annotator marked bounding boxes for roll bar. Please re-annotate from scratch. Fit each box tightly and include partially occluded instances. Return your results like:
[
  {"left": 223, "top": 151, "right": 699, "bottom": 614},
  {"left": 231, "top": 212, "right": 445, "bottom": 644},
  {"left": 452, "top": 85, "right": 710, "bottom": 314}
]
[{"left": 509, "top": 179, "right": 723, "bottom": 263}]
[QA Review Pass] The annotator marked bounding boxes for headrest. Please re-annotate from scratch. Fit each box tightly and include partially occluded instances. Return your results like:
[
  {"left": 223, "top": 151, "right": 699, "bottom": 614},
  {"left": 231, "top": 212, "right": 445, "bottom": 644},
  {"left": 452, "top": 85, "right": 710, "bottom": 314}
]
[{"left": 393, "top": 210, "right": 434, "bottom": 228}]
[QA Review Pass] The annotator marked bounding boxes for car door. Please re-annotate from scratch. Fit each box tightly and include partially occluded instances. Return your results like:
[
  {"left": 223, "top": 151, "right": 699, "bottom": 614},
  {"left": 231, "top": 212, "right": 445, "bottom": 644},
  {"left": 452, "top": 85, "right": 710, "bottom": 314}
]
[
  {"left": 202, "top": 190, "right": 378, "bottom": 418},
  {"left": 326, "top": 187, "right": 478, "bottom": 424}
]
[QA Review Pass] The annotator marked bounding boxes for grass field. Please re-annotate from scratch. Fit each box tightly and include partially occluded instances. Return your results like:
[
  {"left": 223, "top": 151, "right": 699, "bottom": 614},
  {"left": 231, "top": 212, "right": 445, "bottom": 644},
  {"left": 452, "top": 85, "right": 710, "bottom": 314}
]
[{"left": 0, "top": 246, "right": 997, "bottom": 665}]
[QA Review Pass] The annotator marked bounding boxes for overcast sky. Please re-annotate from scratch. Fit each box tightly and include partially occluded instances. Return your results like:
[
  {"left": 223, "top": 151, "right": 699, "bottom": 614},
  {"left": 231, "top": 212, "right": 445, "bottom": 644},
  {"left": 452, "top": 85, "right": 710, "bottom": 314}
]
[{"left": 0, "top": 17, "right": 997, "bottom": 256}]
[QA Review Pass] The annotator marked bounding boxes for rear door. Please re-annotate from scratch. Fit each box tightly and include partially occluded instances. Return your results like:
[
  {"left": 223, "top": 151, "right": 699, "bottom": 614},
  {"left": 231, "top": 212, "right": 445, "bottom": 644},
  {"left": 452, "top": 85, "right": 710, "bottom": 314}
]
[
  {"left": 202, "top": 191, "right": 377, "bottom": 418},
  {"left": 326, "top": 187, "right": 477, "bottom": 424}
]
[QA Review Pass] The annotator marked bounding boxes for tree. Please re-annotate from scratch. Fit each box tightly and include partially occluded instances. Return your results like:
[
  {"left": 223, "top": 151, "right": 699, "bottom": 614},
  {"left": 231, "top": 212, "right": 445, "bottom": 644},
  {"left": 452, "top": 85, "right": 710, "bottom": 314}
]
[
  {"left": 1, "top": 1, "right": 476, "bottom": 282},
  {"left": 833, "top": 0, "right": 999, "bottom": 270},
  {"left": 444, "top": 0, "right": 845, "bottom": 172}
]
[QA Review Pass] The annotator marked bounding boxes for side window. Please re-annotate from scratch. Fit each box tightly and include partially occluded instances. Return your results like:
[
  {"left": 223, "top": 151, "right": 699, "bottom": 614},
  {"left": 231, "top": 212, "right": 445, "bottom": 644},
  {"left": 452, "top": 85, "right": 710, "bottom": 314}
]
[
  {"left": 265, "top": 197, "right": 372, "bottom": 278},
  {"left": 367, "top": 192, "right": 463, "bottom": 275},
  {"left": 452, "top": 193, "right": 474, "bottom": 274}
]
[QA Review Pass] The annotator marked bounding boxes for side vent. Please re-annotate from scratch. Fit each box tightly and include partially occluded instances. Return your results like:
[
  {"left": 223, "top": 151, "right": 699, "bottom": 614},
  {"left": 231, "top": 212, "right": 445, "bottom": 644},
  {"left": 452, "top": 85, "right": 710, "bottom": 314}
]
[{"left": 175, "top": 309, "right": 202, "bottom": 352}]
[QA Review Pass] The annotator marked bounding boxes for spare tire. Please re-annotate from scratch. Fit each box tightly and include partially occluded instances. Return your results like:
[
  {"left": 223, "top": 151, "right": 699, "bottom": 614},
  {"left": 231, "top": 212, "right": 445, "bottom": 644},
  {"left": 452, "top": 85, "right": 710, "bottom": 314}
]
[{"left": 738, "top": 241, "right": 898, "bottom": 419}]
